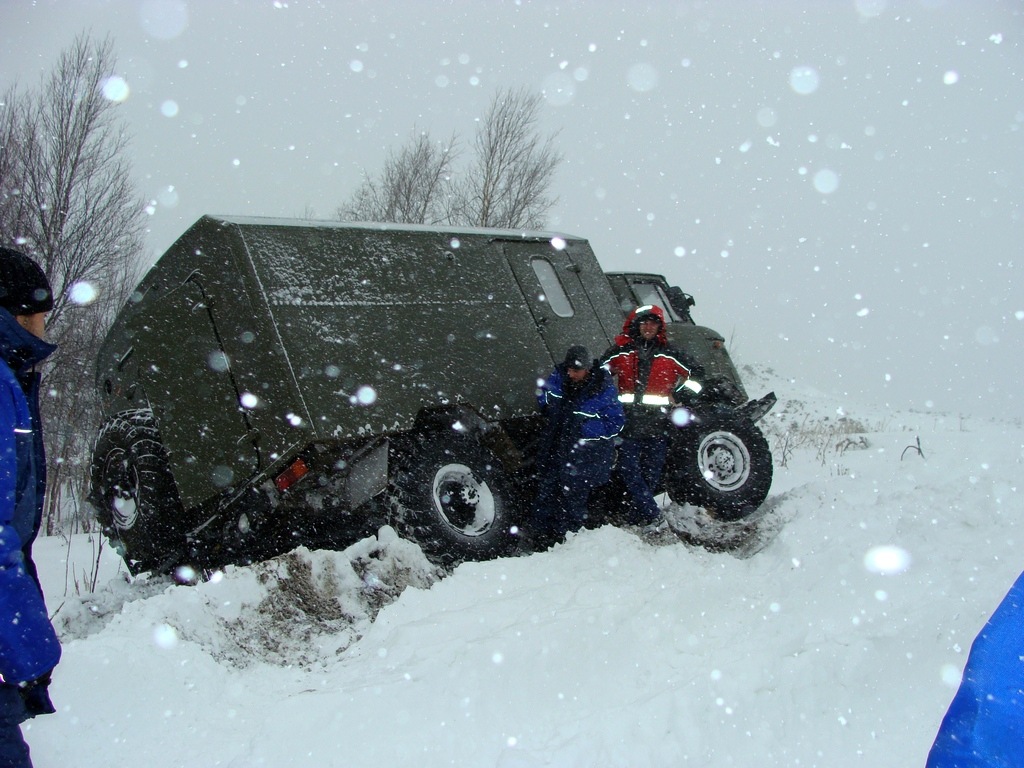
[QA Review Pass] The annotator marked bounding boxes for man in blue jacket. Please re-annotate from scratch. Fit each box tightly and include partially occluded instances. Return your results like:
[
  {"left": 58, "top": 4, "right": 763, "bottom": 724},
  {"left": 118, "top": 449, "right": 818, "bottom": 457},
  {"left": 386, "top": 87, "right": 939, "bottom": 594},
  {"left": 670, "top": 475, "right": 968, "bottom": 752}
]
[
  {"left": 0, "top": 247, "right": 62, "bottom": 767},
  {"left": 530, "top": 345, "right": 624, "bottom": 546},
  {"left": 927, "top": 570, "right": 1024, "bottom": 767}
]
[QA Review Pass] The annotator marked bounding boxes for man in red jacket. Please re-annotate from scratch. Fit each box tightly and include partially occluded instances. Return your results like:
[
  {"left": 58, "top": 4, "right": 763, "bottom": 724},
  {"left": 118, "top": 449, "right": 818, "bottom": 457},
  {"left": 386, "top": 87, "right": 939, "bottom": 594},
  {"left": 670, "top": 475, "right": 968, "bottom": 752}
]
[{"left": 601, "top": 305, "right": 699, "bottom": 526}]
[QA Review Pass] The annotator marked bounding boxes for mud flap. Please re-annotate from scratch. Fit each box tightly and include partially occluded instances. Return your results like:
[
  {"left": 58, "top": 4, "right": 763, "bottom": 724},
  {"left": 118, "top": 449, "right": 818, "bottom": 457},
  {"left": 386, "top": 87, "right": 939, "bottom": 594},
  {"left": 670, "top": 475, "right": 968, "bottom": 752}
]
[
  {"left": 736, "top": 391, "right": 777, "bottom": 424},
  {"left": 343, "top": 439, "right": 389, "bottom": 509}
]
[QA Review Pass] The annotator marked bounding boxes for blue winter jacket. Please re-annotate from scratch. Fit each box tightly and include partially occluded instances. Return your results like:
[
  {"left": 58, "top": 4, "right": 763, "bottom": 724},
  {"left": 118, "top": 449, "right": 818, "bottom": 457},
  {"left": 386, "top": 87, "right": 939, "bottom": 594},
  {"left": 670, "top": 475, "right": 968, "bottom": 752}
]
[
  {"left": 0, "top": 309, "right": 61, "bottom": 693},
  {"left": 926, "top": 570, "right": 1024, "bottom": 767},
  {"left": 536, "top": 363, "right": 624, "bottom": 486}
]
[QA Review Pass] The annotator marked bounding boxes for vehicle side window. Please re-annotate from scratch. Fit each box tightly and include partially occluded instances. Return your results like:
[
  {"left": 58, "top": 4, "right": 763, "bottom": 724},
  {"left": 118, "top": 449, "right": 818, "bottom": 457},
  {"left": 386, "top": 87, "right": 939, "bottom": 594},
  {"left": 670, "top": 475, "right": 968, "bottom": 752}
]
[
  {"left": 631, "top": 282, "right": 681, "bottom": 322},
  {"left": 606, "top": 275, "right": 635, "bottom": 314},
  {"left": 531, "top": 258, "right": 575, "bottom": 317}
]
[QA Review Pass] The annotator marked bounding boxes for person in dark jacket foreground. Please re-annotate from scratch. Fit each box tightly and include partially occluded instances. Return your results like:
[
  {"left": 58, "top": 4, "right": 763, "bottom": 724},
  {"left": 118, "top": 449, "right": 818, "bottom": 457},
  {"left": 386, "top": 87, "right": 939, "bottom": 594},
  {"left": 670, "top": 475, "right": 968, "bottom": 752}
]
[
  {"left": 926, "top": 569, "right": 1024, "bottom": 768},
  {"left": 0, "top": 247, "right": 62, "bottom": 768},
  {"left": 531, "top": 345, "right": 624, "bottom": 545},
  {"left": 600, "top": 304, "right": 700, "bottom": 525}
]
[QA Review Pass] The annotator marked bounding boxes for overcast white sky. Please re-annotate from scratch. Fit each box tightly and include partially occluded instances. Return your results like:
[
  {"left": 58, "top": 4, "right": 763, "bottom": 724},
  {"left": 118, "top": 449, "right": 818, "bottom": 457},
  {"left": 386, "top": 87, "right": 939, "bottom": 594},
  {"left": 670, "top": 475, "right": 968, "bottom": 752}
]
[{"left": 2, "top": 0, "right": 1022, "bottom": 420}]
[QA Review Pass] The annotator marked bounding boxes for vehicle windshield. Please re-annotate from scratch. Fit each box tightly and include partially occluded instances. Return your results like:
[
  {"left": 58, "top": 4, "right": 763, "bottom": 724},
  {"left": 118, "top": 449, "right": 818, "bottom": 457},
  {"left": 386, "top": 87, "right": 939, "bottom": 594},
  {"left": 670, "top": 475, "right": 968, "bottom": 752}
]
[{"left": 629, "top": 281, "right": 683, "bottom": 322}]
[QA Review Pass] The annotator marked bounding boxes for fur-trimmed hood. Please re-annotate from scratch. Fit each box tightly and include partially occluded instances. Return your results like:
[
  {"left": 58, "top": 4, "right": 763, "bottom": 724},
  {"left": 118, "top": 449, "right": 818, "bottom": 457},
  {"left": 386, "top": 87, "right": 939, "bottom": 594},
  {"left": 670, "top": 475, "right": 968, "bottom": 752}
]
[{"left": 614, "top": 304, "right": 668, "bottom": 347}]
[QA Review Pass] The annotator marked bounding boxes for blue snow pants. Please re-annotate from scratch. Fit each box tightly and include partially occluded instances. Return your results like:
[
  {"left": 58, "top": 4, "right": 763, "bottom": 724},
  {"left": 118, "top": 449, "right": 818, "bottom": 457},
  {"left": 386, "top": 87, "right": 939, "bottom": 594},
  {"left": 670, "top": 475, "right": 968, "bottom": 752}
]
[
  {"left": 0, "top": 686, "right": 32, "bottom": 768},
  {"left": 616, "top": 435, "right": 668, "bottom": 522},
  {"left": 533, "top": 442, "right": 614, "bottom": 539}
]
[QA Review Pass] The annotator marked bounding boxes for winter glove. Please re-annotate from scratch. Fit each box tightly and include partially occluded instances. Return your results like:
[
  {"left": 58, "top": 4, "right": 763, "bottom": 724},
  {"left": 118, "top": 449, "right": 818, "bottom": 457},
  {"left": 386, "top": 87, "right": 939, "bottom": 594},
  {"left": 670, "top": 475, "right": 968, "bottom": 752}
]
[{"left": 19, "top": 670, "right": 55, "bottom": 718}]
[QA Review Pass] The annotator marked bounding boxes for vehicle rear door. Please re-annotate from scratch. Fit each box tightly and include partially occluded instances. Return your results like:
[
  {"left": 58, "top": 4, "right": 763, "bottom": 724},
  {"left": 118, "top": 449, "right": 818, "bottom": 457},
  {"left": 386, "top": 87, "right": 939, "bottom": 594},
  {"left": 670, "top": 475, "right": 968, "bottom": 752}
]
[
  {"left": 500, "top": 239, "right": 616, "bottom": 365},
  {"left": 140, "top": 274, "right": 262, "bottom": 506}
]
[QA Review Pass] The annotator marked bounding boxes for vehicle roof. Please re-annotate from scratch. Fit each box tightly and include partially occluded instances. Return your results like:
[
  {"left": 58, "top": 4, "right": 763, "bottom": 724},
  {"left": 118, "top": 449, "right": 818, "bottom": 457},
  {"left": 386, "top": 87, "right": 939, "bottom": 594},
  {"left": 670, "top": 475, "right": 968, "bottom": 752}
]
[
  {"left": 204, "top": 214, "right": 586, "bottom": 243},
  {"left": 604, "top": 271, "right": 670, "bottom": 281}
]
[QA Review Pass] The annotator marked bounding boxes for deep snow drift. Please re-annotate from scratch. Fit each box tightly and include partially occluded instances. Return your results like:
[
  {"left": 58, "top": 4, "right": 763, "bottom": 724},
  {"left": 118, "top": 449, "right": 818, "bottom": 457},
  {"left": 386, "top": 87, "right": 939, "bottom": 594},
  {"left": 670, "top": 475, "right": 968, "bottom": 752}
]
[{"left": 26, "top": 366, "right": 1024, "bottom": 767}]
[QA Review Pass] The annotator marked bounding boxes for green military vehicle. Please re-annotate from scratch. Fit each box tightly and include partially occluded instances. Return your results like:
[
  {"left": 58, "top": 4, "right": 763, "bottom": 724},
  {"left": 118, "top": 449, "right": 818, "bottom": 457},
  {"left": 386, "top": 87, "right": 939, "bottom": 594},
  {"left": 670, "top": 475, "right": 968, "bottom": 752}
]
[{"left": 88, "top": 215, "right": 775, "bottom": 573}]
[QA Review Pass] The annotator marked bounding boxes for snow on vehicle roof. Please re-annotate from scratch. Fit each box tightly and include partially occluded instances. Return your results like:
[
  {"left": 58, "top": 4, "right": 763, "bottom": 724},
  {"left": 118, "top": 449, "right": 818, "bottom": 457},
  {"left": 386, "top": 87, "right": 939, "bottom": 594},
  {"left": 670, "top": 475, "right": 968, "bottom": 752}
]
[{"left": 203, "top": 213, "right": 585, "bottom": 242}]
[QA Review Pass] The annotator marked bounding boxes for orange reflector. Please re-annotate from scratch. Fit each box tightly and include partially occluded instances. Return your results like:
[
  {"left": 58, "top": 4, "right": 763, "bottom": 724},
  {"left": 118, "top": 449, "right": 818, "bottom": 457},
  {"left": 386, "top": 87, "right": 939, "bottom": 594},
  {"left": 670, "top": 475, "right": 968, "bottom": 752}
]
[
  {"left": 712, "top": 340, "right": 723, "bottom": 349},
  {"left": 275, "top": 457, "right": 309, "bottom": 492}
]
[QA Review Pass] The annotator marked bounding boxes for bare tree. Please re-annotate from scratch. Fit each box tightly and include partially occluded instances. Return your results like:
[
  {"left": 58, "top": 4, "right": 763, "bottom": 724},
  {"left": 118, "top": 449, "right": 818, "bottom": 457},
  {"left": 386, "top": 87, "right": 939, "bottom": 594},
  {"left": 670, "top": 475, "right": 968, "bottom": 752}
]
[
  {"left": 458, "top": 88, "right": 561, "bottom": 229},
  {"left": 0, "top": 86, "right": 34, "bottom": 240},
  {"left": 340, "top": 131, "right": 457, "bottom": 225},
  {"left": 0, "top": 34, "right": 145, "bottom": 534},
  {"left": 340, "top": 87, "right": 561, "bottom": 229}
]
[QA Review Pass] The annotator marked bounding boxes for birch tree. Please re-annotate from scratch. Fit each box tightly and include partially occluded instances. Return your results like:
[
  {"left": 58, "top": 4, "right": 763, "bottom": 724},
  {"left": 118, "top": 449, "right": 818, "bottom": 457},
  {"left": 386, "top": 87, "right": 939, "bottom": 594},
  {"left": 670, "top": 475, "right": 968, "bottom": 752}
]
[
  {"left": 341, "top": 87, "right": 561, "bottom": 229},
  {"left": 341, "top": 131, "right": 457, "bottom": 225},
  {"left": 458, "top": 87, "right": 561, "bottom": 229}
]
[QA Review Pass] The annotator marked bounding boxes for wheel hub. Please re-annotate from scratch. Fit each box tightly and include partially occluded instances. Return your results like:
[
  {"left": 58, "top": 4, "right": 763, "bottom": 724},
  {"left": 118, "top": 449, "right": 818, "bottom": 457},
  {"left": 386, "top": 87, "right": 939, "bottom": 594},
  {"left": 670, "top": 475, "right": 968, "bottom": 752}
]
[
  {"left": 710, "top": 448, "right": 736, "bottom": 474},
  {"left": 697, "top": 430, "right": 751, "bottom": 492},
  {"left": 432, "top": 463, "right": 495, "bottom": 537},
  {"left": 111, "top": 484, "right": 139, "bottom": 529},
  {"left": 106, "top": 453, "right": 140, "bottom": 530}
]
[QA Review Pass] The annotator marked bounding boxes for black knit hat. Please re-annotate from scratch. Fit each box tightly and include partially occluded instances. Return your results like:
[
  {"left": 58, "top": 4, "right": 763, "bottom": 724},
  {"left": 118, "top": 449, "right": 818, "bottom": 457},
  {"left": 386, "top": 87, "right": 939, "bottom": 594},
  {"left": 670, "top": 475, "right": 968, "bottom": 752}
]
[
  {"left": 563, "top": 345, "right": 591, "bottom": 370},
  {"left": 0, "top": 247, "right": 53, "bottom": 315}
]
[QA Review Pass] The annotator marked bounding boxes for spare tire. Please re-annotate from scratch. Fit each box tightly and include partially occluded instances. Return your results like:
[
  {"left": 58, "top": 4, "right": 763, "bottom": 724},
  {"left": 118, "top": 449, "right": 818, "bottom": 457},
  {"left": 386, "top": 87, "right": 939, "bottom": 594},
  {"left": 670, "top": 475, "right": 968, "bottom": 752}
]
[
  {"left": 664, "top": 415, "right": 773, "bottom": 521},
  {"left": 388, "top": 434, "right": 516, "bottom": 566},
  {"left": 89, "top": 409, "right": 186, "bottom": 572}
]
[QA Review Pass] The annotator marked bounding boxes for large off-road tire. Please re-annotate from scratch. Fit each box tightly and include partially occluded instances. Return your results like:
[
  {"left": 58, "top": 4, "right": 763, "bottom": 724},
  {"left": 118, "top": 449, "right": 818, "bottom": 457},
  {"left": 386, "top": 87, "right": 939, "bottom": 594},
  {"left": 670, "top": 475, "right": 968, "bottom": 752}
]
[
  {"left": 388, "top": 434, "right": 517, "bottom": 566},
  {"left": 89, "top": 409, "right": 186, "bottom": 572},
  {"left": 665, "top": 415, "right": 773, "bottom": 521}
]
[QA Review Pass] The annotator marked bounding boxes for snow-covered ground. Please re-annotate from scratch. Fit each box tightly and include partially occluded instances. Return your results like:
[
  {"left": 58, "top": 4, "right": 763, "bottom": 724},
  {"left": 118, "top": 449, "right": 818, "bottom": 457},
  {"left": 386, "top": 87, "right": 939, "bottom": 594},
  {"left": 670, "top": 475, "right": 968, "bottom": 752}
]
[{"left": 26, "top": 365, "right": 1023, "bottom": 767}]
